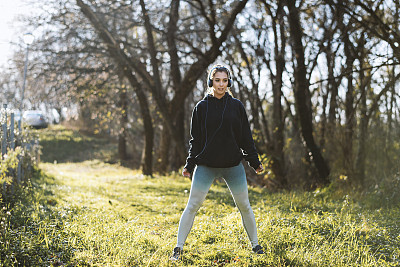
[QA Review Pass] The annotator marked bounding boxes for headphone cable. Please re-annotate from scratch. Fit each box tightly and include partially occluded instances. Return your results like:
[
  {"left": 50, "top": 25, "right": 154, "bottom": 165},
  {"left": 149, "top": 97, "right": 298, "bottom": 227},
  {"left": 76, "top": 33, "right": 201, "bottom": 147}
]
[{"left": 196, "top": 95, "right": 228, "bottom": 158}]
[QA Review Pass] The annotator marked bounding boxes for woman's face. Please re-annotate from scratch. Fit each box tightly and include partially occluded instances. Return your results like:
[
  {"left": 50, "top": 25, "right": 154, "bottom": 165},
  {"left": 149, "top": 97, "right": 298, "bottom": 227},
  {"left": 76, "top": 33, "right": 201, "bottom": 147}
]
[{"left": 212, "top": 71, "right": 229, "bottom": 99}]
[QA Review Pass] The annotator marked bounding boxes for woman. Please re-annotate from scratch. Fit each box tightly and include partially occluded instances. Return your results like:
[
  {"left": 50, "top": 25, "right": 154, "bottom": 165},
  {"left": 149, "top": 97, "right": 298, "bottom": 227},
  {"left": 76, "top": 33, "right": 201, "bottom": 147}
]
[{"left": 170, "top": 64, "right": 265, "bottom": 261}]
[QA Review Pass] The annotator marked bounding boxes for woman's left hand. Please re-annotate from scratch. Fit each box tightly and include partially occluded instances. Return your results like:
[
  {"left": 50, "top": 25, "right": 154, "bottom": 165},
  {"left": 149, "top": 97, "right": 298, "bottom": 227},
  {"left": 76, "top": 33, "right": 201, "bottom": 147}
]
[
  {"left": 255, "top": 164, "right": 264, "bottom": 174},
  {"left": 182, "top": 168, "right": 191, "bottom": 178}
]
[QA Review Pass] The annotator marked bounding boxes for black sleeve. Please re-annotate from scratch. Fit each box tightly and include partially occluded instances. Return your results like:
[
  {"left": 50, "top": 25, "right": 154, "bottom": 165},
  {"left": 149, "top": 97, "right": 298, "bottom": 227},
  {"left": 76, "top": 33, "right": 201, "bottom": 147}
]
[
  {"left": 239, "top": 103, "right": 261, "bottom": 170},
  {"left": 184, "top": 105, "right": 201, "bottom": 173}
]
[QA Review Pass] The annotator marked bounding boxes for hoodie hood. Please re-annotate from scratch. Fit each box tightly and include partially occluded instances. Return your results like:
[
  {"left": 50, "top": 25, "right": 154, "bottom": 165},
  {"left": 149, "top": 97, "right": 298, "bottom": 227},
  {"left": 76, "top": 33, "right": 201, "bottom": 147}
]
[{"left": 203, "top": 92, "right": 231, "bottom": 101}]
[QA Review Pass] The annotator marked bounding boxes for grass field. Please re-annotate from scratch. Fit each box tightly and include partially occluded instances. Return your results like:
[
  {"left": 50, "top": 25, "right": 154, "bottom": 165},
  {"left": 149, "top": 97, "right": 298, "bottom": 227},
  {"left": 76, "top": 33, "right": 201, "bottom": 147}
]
[{"left": 1, "top": 126, "right": 399, "bottom": 266}]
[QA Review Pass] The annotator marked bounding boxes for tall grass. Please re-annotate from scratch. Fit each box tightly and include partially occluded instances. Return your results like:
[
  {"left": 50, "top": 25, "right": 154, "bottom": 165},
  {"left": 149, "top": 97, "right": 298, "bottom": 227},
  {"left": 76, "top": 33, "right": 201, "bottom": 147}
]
[{"left": 1, "top": 126, "right": 399, "bottom": 266}]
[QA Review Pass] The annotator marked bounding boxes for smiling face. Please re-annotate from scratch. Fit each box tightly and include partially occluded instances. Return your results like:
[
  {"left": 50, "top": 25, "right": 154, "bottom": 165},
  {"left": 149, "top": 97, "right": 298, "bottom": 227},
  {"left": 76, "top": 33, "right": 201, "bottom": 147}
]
[{"left": 212, "top": 71, "right": 229, "bottom": 99}]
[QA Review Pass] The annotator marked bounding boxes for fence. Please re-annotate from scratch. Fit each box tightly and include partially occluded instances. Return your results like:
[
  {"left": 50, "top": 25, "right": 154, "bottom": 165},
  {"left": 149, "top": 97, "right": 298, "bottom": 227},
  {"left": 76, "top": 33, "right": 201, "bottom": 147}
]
[{"left": 1, "top": 104, "right": 39, "bottom": 200}]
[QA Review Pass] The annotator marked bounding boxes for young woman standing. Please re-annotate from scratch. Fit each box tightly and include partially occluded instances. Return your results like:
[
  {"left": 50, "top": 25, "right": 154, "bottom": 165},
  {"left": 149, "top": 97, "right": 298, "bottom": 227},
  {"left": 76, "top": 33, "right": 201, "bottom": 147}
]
[{"left": 170, "top": 64, "right": 265, "bottom": 260}]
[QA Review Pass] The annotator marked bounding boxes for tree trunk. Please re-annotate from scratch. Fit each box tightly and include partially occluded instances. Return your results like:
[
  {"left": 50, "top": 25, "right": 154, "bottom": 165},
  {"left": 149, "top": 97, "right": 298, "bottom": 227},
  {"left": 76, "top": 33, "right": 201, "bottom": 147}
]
[
  {"left": 319, "top": 85, "right": 328, "bottom": 150},
  {"left": 166, "top": 0, "right": 187, "bottom": 171},
  {"left": 355, "top": 78, "right": 367, "bottom": 187},
  {"left": 55, "top": 107, "right": 64, "bottom": 123},
  {"left": 343, "top": 51, "right": 356, "bottom": 179},
  {"left": 326, "top": 39, "right": 340, "bottom": 138},
  {"left": 157, "top": 125, "right": 170, "bottom": 175},
  {"left": 355, "top": 35, "right": 367, "bottom": 186},
  {"left": 171, "top": 108, "right": 186, "bottom": 170},
  {"left": 336, "top": 0, "right": 356, "bottom": 180},
  {"left": 118, "top": 86, "right": 128, "bottom": 161},
  {"left": 124, "top": 73, "right": 154, "bottom": 176},
  {"left": 325, "top": 37, "right": 341, "bottom": 162},
  {"left": 286, "top": 0, "right": 330, "bottom": 186},
  {"left": 270, "top": 2, "right": 287, "bottom": 189}
]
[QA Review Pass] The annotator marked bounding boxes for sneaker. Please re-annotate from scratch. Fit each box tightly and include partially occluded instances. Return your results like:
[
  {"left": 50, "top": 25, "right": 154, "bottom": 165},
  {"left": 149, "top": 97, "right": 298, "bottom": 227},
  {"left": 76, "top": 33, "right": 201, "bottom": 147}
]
[
  {"left": 252, "top": 244, "right": 265, "bottom": 254},
  {"left": 170, "top": 247, "right": 182, "bottom": 261}
]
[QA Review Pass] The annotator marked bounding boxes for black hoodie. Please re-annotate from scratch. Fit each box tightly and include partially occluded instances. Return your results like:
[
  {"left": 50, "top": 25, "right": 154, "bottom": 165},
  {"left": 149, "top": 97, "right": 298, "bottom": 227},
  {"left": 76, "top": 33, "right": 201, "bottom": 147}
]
[{"left": 184, "top": 93, "right": 261, "bottom": 173}]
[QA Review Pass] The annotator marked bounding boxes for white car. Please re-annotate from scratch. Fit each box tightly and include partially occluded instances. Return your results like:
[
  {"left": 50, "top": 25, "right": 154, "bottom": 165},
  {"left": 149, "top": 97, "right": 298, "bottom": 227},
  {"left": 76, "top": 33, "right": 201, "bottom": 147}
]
[{"left": 22, "top": 110, "right": 48, "bottom": 129}]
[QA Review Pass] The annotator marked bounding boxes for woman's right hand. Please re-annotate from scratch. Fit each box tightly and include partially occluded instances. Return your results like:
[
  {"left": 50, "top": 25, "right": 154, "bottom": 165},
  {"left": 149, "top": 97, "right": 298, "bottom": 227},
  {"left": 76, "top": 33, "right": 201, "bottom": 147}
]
[
  {"left": 182, "top": 168, "right": 191, "bottom": 178},
  {"left": 255, "top": 164, "right": 264, "bottom": 174}
]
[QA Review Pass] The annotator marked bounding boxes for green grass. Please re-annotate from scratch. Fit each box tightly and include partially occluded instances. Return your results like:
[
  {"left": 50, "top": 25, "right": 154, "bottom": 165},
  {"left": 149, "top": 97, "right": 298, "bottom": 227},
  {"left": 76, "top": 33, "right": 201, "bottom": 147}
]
[
  {"left": 1, "top": 125, "right": 399, "bottom": 266},
  {"left": 38, "top": 124, "right": 117, "bottom": 163}
]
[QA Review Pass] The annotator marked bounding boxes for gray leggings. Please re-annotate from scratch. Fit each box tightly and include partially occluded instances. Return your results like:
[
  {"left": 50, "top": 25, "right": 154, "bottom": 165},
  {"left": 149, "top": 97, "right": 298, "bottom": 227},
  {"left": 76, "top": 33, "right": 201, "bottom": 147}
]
[{"left": 176, "top": 163, "right": 259, "bottom": 248}]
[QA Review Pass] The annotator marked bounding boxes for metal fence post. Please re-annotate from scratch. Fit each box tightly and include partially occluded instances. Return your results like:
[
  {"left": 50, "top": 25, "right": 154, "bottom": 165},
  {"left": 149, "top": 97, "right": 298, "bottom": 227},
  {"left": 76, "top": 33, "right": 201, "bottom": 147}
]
[
  {"left": 34, "top": 138, "right": 39, "bottom": 166},
  {"left": 0, "top": 105, "right": 40, "bottom": 197},
  {"left": 1, "top": 124, "right": 6, "bottom": 158},
  {"left": 3, "top": 104, "right": 7, "bottom": 124},
  {"left": 28, "top": 139, "right": 34, "bottom": 175},
  {"left": 17, "top": 157, "right": 22, "bottom": 184},
  {"left": 18, "top": 118, "right": 21, "bottom": 133},
  {"left": 10, "top": 112, "right": 15, "bottom": 150},
  {"left": 9, "top": 112, "right": 17, "bottom": 191},
  {"left": 1, "top": 104, "right": 7, "bottom": 158},
  {"left": 21, "top": 157, "right": 25, "bottom": 183},
  {"left": 1, "top": 104, "right": 7, "bottom": 196}
]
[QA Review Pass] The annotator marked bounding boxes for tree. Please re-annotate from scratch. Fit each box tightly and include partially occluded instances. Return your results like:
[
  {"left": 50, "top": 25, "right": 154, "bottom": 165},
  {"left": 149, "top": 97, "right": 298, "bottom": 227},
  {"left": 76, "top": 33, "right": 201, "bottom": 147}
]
[
  {"left": 259, "top": 0, "right": 288, "bottom": 189},
  {"left": 285, "top": 0, "right": 330, "bottom": 186}
]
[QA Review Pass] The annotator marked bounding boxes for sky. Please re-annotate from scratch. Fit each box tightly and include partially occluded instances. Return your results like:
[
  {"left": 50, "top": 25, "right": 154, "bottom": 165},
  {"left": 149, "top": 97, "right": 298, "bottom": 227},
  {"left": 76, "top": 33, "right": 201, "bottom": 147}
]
[{"left": 0, "top": 0, "right": 30, "bottom": 69}]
